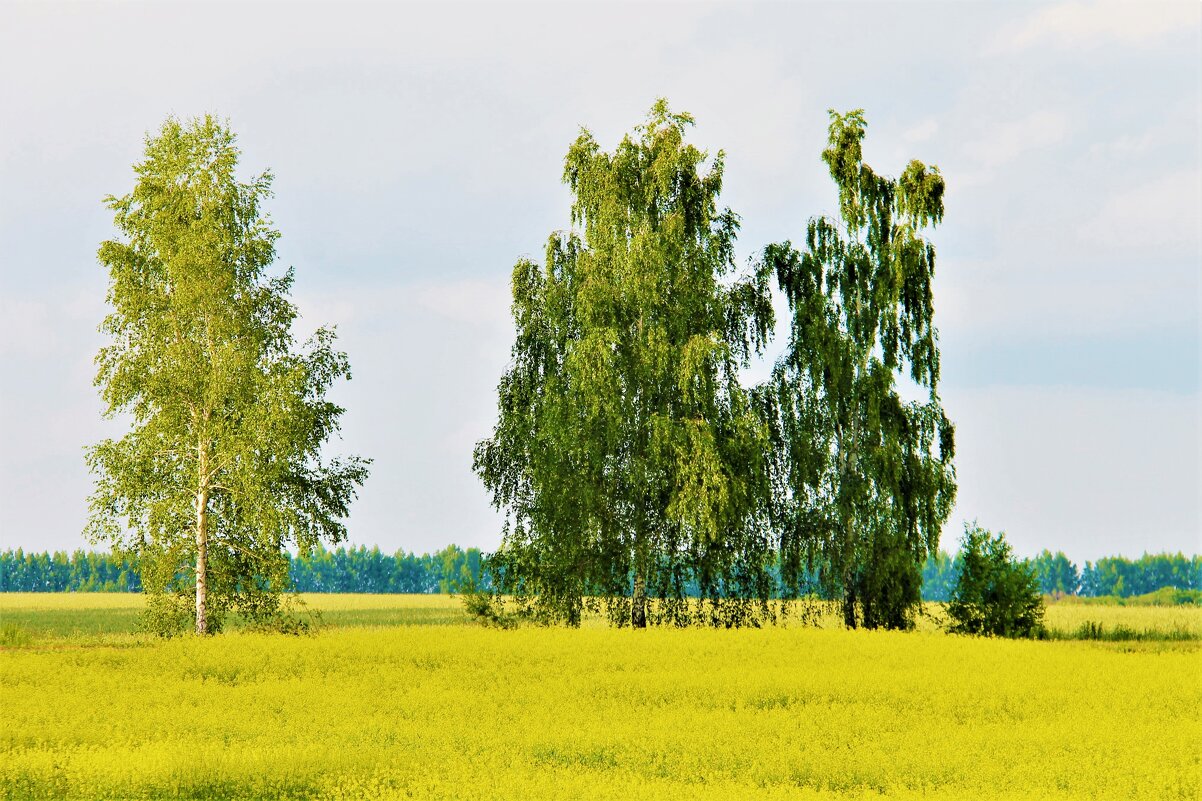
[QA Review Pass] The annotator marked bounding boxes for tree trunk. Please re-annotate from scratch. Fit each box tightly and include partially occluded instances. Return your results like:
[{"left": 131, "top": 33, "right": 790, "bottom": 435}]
[
  {"left": 631, "top": 571, "right": 647, "bottom": 629},
  {"left": 842, "top": 583, "right": 858, "bottom": 629},
  {"left": 195, "top": 442, "right": 209, "bottom": 636}
]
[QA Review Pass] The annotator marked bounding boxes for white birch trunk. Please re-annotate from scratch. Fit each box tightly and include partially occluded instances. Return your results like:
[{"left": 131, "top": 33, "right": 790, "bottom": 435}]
[{"left": 195, "top": 441, "right": 209, "bottom": 635}]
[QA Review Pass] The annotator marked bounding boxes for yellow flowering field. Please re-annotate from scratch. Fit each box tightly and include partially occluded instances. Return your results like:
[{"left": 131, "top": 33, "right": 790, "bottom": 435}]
[{"left": 1, "top": 594, "right": 1199, "bottom": 800}]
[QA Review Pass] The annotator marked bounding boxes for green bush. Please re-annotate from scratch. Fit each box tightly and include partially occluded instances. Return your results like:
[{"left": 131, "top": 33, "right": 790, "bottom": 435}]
[
  {"left": 1128, "top": 587, "right": 1202, "bottom": 606},
  {"left": 141, "top": 592, "right": 198, "bottom": 638},
  {"left": 947, "top": 523, "right": 1044, "bottom": 638}
]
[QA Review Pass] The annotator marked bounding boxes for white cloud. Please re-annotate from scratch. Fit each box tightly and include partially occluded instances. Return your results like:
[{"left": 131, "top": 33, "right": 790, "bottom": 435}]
[
  {"left": 1088, "top": 131, "right": 1158, "bottom": 160},
  {"left": 937, "top": 261, "right": 1197, "bottom": 340},
  {"left": 903, "top": 119, "right": 939, "bottom": 144},
  {"left": 415, "top": 279, "right": 513, "bottom": 329},
  {"left": 0, "top": 298, "right": 55, "bottom": 358},
  {"left": 961, "top": 110, "right": 1070, "bottom": 181},
  {"left": 996, "top": 1, "right": 1199, "bottom": 52},
  {"left": 0, "top": 290, "right": 104, "bottom": 360},
  {"left": 295, "top": 277, "right": 513, "bottom": 332},
  {"left": 1078, "top": 170, "right": 1202, "bottom": 251}
]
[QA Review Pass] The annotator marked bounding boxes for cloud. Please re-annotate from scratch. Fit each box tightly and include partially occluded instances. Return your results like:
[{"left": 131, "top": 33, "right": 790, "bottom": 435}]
[
  {"left": 295, "top": 277, "right": 513, "bottom": 331},
  {"left": 0, "top": 298, "right": 55, "bottom": 358},
  {"left": 960, "top": 110, "right": 1070, "bottom": 185},
  {"left": 996, "top": 1, "right": 1200, "bottom": 52},
  {"left": 0, "top": 291, "right": 105, "bottom": 361},
  {"left": 937, "top": 259, "right": 1198, "bottom": 342},
  {"left": 1078, "top": 170, "right": 1202, "bottom": 252},
  {"left": 1088, "top": 131, "right": 1158, "bottom": 160},
  {"left": 903, "top": 119, "right": 939, "bottom": 144},
  {"left": 415, "top": 279, "right": 513, "bottom": 329}
]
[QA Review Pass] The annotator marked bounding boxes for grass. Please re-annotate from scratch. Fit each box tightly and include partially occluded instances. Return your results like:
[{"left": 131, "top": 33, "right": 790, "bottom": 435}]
[
  {"left": 0, "top": 623, "right": 33, "bottom": 648},
  {"left": 1, "top": 597, "right": 1198, "bottom": 800},
  {"left": 3, "top": 592, "right": 1201, "bottom": 643},
  {"left": 0, "top": 593, "right": 470, "bottom": 641},
  {"left": 1040, "top": 598, "right": 1202, "bottom": 640},
  {"left": 1048, "top": 620, "right": 1199, "bottom": 642},
  {"left": 1050, "top": 587, "right": 1202, "bottom": 606}
]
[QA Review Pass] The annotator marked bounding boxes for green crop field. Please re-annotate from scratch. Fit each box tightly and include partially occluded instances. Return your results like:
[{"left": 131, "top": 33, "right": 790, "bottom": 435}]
[
  {"left": 3, "top": 592, "right": 1199, "bottom": 640},
  {"left": 1, "top": 594, "right": 1199, "bottom": 800}
]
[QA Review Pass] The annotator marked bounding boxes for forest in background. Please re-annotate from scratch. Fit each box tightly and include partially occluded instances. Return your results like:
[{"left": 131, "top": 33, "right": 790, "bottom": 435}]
[{"left": 1, "top": 546, "right": 1197, "bottom": 601}]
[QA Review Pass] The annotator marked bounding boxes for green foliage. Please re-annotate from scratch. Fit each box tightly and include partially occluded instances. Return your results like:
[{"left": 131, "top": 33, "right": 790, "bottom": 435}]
[
  {"left": 141, "top": 591, "right": 197, "bottom": 637},
  {"left": 86, "top": 115, "right": 369, "bottom": 635},
  {"left": 435, "top": 545, "right": 481, "bottom": 593},
  {"left": 1128, "top": 587, "right": 1202, "bottom": 606},
  {"left": 920, "top": 551, "right": 957, "bottom": 602},
  {"left": 921, "top": 549, "right": 1202, "bottom": 602},
  {"left": 1053, "top": 620, "right": 1198, "bottom": 642},
  {"left": 240, "top": 596, "right": 322, "bottom": 635},
  {"left": 474, "top": 100, "right": 776, "bottom": 627},
  {"left": 762, "top": 109, "right": 955, "bottom": 630},
  {"left": 0, "top": 546, "right": 490, "bottom": 595},
  {"left": 1081, "top": 553, "right": 1202, "bottom": 597},
  {"left": 287, "top": 544, "right": 490, "bottom": 593},
  {"left": 0, "top": 624, "right": 33, "bottom": 648},
  {"left": 1028, "top": 550, "right": 1079, "bottom": 596},
  {"left": 461, "top": 589, "right": 520, "bottom": 629},
  {"left": 0, "top": 548, "right": 141, "bottom": 592},
  {"left": 1062, "top": 587, "right": 1202, "bottom": 607},
  {"left": 947, "top": 523, "right": 1044, "bottom": 638}
]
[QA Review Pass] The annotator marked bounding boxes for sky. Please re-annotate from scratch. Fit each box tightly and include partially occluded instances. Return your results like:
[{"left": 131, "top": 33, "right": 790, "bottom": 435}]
[{"left": 0, "top": 1, "right": 1198, "bottom": 564}]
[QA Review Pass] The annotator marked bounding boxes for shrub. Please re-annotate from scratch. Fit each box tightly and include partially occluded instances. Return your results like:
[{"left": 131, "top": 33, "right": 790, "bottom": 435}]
[
  {"left": 141, "top": 592, "right": 198, "bottom": 638},
  {"left": 947, "top": 523, "right": 1044, "bottom": 638}
]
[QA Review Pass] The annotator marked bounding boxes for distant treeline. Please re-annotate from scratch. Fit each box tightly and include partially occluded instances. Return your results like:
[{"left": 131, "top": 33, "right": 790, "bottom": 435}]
[
  {"left": 1, "top": 546, "right": 1198, "bottom": 599},
  {"left": 0, "top": 545, "right": 489, "bottom": 594},
  {"left": 922, "top": 550, "right": 1202, "bottom": 601}
]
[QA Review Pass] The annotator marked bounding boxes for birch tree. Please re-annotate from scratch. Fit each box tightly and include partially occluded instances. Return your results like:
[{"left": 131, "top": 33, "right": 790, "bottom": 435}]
[
  {"left": 86, "top": 116, "right": 369, "bottom": 635},
  {"left": 474, "top": 101, "right": 775, "bottom": 627},
  {"left": 763, "top": 110, "right": 956, "bottom": 630}
]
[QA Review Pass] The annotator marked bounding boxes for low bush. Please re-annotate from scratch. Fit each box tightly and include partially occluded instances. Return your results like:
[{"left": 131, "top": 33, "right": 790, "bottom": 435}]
[{"left": 947, "top": 523, "right": 1044, "bottom": 638}]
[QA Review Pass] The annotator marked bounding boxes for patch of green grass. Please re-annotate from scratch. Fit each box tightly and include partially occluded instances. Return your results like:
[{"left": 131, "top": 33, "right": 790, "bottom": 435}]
[
  {"left": 1127, "top": 587, "right": 1202, "bottom": 606},
  {"left": 0, "top": 623, "right": 33, "bottom": 648},
  {"left": 0, "top": 607, "right": 143, "bottom": 639},
  {"left": 0, "top": 593, "right": 471, "bottom": 645},
  {"left": 1046, "top": 620, "right": 1201, "bottom": 642},
  {"left": 1051, "top": 588, "right": 1202, "bottom": 607},
  {"left": 312, "top": 606, "right": 469, "bottom": 628}
]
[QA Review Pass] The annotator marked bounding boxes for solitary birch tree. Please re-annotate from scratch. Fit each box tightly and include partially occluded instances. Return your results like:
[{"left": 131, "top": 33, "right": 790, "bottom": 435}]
[
  {"left": 86, "top": 116, "right": 369, "bottom": 635},
  {"left": 474, "top": 101, "right": 775, "bottom": 627},
  {"left": 763, "top": 110, "right": 956, "bottom": 630}
]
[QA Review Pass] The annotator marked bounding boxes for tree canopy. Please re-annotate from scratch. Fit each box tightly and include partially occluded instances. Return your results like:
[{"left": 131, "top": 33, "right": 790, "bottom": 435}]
[
  {"left": 762, "top": 109, "right": 956, "bottom": 629},
  {"left": 474, "top": 103, "right": 958, "bottom": 630},
  {"left": 474, "top": 100, "right": 776, "bottom": 627},
  {"left": 86, "top": 116, "right": 369, "bottom": 635},
  {"left": 947, "top": 523, "right": 1045, "bottom": 638}
]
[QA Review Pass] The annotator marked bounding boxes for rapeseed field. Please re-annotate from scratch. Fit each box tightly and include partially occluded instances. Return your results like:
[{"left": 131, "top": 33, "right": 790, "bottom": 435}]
[{"left": 1, "top": 595, "right": 1199, "bottom": 800}]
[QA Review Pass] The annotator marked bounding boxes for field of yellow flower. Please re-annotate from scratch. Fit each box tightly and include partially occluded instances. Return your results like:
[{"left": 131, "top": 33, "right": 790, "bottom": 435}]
[{"left": 1, "top": 594, "right": 1199, "bottom": 800}]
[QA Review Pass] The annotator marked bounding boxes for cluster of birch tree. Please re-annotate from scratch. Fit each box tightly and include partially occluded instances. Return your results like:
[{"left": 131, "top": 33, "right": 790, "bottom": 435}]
[
  {"left": 474, "top": 102, "right": 954, "bottom": 629},
  {"left": 88, "top": 101, "right": 955, "bottom": 634}
]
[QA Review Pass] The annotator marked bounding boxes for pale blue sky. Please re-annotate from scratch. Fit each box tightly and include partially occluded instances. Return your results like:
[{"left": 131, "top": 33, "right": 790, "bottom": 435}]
[{"left": 1, "top": 1, "right": 1198, "bottom": 562}]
